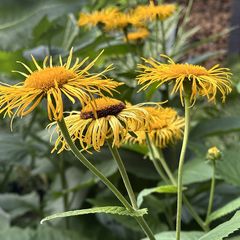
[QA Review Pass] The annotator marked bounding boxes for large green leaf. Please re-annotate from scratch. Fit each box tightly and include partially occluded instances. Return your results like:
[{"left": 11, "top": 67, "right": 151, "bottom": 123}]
[
  {"left": 199, "top": 211, "right": 240, "bottom": 240},
  {"left": 0, "top": 225, "right": 91, "bottom": 240},
  {"left": 142, "top": 231, "right": 204, "bottom": 240},
  {"left": 137, "top": 185, "right": 178, "bottom": 207},
  {"left": 0, "top": 227, "right": 34, "bottom": 240},
  {"left": 207, "top": 197, "right": 240, "bottom": 224},
  {"left": 216, "top": 148, "right": 240, "bottom": 186},
  {"left": 0, "top": 192, "right": 39, "bottom": 219},
  {"left": 41, "top": 206, "right": 148, "bottom": 224},
  {"left": 190, "top": 117, "right": 240, "bottom": 139},
  {"left": 0, "top": 208, "right": 10, "bottom": 231},
  {"left": 175, "top": 158, "right": 212, "bottom": 185},
  {"left": 0, "top": 0, "right": 86, "bottom": 50}
]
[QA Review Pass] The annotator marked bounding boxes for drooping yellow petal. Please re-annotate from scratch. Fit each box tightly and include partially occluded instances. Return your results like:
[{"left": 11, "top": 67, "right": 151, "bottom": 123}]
[
  {"left": 137, "top": 56, "right": 232, "bottom": 104},
  {"left": 0, "top": 50, "right": 122, "bottom": 122},
  {"left": 49, "top": 97, "right": 152, "bottom": 152}
]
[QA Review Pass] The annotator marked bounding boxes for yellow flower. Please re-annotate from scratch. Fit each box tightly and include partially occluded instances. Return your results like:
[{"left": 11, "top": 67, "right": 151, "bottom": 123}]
[
  {"left": 125, "top": 28, "right": 149, "bottom": 42},
  {"left": 78, "top": 7, "right": 119, "bottom": 29},
  {"left": 126, "top": 106, "right": 184, "bottom": 148},
  {"left": 0, "top": 49, "right": 121, "bottom": 121},
  {"left": 133, "top": 3, "right": 176, "bottom": 21},
  {"left": 137, "top": 56, "right": 232, "bottom": 104},
  {"left": 50, "top": 97, "right": 151, "bottom": 152},
  {"left": 104, "top": 12, "right": 143, "bottom": 31}
]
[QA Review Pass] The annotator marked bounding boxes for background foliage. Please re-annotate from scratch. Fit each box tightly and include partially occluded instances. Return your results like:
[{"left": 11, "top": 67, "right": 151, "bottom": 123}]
[{"left": 0, "top": 0, "right": 240, "bottom": 239}]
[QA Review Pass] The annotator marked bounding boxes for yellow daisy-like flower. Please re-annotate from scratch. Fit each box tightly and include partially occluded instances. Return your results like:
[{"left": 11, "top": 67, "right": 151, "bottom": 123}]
[
  {"left": 137, "top": 56, "right": 232, "bottom": 104},
  {"left": 125, "top": 28, "right": 149, "bottom": 42},
  {"left": 0, "top": 49, "right": 122, "bottom": 121},
  {"left": 133, "top": 3, "right": 176, "bottom": 22},
  {"left": 126, "top": 106, "right": 184, "bottom": 148},
  {"left": 78, "top": 7, "right": 119, "bottom": 29},
  {"left": 104, "top": 12, "right": 143, "bottom": 31},
  {"left": 50, "top": 97, "right": 150, "bottom": 152}
]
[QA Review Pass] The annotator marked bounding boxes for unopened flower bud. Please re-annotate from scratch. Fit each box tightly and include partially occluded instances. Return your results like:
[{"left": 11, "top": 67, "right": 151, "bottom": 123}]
[{"left": 206, "top": 146, "right": 222, "bottom": 162}]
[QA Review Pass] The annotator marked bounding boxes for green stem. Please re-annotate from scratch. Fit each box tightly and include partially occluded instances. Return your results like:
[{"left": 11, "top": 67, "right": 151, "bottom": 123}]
[
  {"left": 146, "top": 136, "right": 208, "bottom": 232},
  {"left": 160, "top": 21, "right": 166, "bottom": 55},
  {"left": 57, "top": 119, "right": 132, "bottom": 210},
  {"left": 107, "top": 140, "right": 137, "bottom": 209},
  {"left": 176, "top": 94, "right": 190, "bottom": 240},
  {"left": 107, "top": 140, "right": 156, "bottom": 240},
  {"left": 206, "top": 161, "right": 216, "bottom": 222},
  {"left": 183, "top": 195, "right": 209, "bottom": 232},
  {"left": 146, "top": 134, "right": 169, "bottom": 183},
  {"left": 157, "top": 149, "right": 176, "bottom": 184},
  {"left": 57, "top": 119, "right": 156, "bottom": 240},
  {"left": 59, "top": 155, "right": 69, "bottom": 228}
]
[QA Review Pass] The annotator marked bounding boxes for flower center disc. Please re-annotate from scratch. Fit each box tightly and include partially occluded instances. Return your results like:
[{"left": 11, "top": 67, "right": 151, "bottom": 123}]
[
  {"left": 24, "top": 67, "right": 77, "bottom": 90},
  {"left": 171, "top": 64, "right": 209, "bottom": 76},
  {"left": 80, "top": 98, "right": 126, "bottom": 119}
]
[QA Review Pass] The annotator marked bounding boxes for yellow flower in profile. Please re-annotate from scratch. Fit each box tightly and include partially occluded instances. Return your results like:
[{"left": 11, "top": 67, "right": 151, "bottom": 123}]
[
  {"left": 50, "top": 97, "right": 151, "bottom": 152},
  {"left": 0, "top": 49, "right": 121, "bottom": 121},
  {"left": 126, "top": 107, "right": 184, "bottom": 148},
  {"left": 104, "top": 12, "right": 143, "bottom": 31},
  {"left": 137, "top": 56, "right": 232, "bottom": 104},
  {"left": 125, "top": 28, "right": 149, "bottom": 42},
  {"left": 133, "top": 3, "right": 176, "bottom": 22},
  {"left": 78, "top": 7, "right": 119, "bottom": 29}
]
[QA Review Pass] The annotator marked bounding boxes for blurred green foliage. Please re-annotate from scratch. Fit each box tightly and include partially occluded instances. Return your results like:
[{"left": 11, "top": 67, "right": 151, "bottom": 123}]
[{"left": 0, "top": 0, "right": 239, "bottom": 239}]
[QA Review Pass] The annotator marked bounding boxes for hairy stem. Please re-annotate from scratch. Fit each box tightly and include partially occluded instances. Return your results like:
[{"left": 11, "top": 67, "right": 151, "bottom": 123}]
[
  {"left": 57, "top": 119, "right": 155, "bottom": 240},
  {"left": 206, "top": 160, "right": 216, "bottom": 222},
  {"left": 148, "top": 139, "right": 209, "bottom": 232},
  {"left": 57, "top": 119, "right": 132, "bottom": 210},
  {"left": 107, "top": 140, "right": 156, "bottom": 240},
  {"left": 176, "top": 95, "right": 190, "bottom": 240},
  {"left": 146, "top": 134, "right": 169, "bottom": 183}
]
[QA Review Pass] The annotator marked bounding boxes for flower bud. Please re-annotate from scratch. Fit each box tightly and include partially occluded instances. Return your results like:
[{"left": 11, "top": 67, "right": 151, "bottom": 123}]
[{"left": 206, "top": 146, "right": 222, "bottom": 162}]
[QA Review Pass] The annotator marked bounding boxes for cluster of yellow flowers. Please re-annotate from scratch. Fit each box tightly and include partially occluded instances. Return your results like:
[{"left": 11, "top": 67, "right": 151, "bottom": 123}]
[
  {"left": 78, "top": 3, "right": 176, "bottom": 42},
  {"left": 0, "top": 49, "right": 232, "bottom": 153}
]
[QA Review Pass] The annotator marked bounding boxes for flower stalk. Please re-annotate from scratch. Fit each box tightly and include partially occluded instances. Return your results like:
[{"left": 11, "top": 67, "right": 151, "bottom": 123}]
[
  {"left": 176, "top": 92, "right": 190, "bottom": 240},
  {"left": 107, "top": 140, "right": 156, "bottom": 240},
  {"left": 145, "top": 134, "right": 169, "bottom": 183},
  {"left": 57, "top": 119, "right": 156, "bottom": 240},
  {"left": 146, "top": 136, "right": 208, "bottom": 232},
  {"left": 206, "top": 160, "right": 216, "bottom": 222}
]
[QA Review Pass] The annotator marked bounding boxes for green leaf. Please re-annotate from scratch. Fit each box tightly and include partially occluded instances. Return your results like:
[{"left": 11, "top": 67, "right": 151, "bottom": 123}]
[
  {"left": 207, "top": 197, "right": 240, "bottom": 224},
  {"left": 0, "top": 227, "right": 34, "bottom": 240},
  {"left": 142, "top": 231, "right": 204, "bottom": 240},
  {"left": 41, "top": 206, "right": 148, "bottom": 224},
  {"left": 0, "top": 208, "right": 10, "bottom": 231},
  {"left": 0, "top": 50, "right": 24, "bottom": 75},
  {"left": 0, "top": 0, "right": 86, "bottom": 50},
  {"left": 217, "top": 148, "right": 240, "bottom": 186},
  {"left": 199, "top": 211, "right": 240, "bottom": 240},
  {"left": 191, "top": 117, "right": 240, "bottom": 139},
  {"left": 137, "top": 185, "right": 178, "bottom": 207},
  {"left": 0, "top": 192, "right": 39, "bottom": 219},
  {"left": 178, "top": 158, "right": 212, "bottom": 185}
]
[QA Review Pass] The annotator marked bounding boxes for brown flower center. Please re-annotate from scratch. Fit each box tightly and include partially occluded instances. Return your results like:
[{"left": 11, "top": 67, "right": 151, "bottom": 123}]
[{"left": 80, "top": 98, "right": 126, "bottom": 119}]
